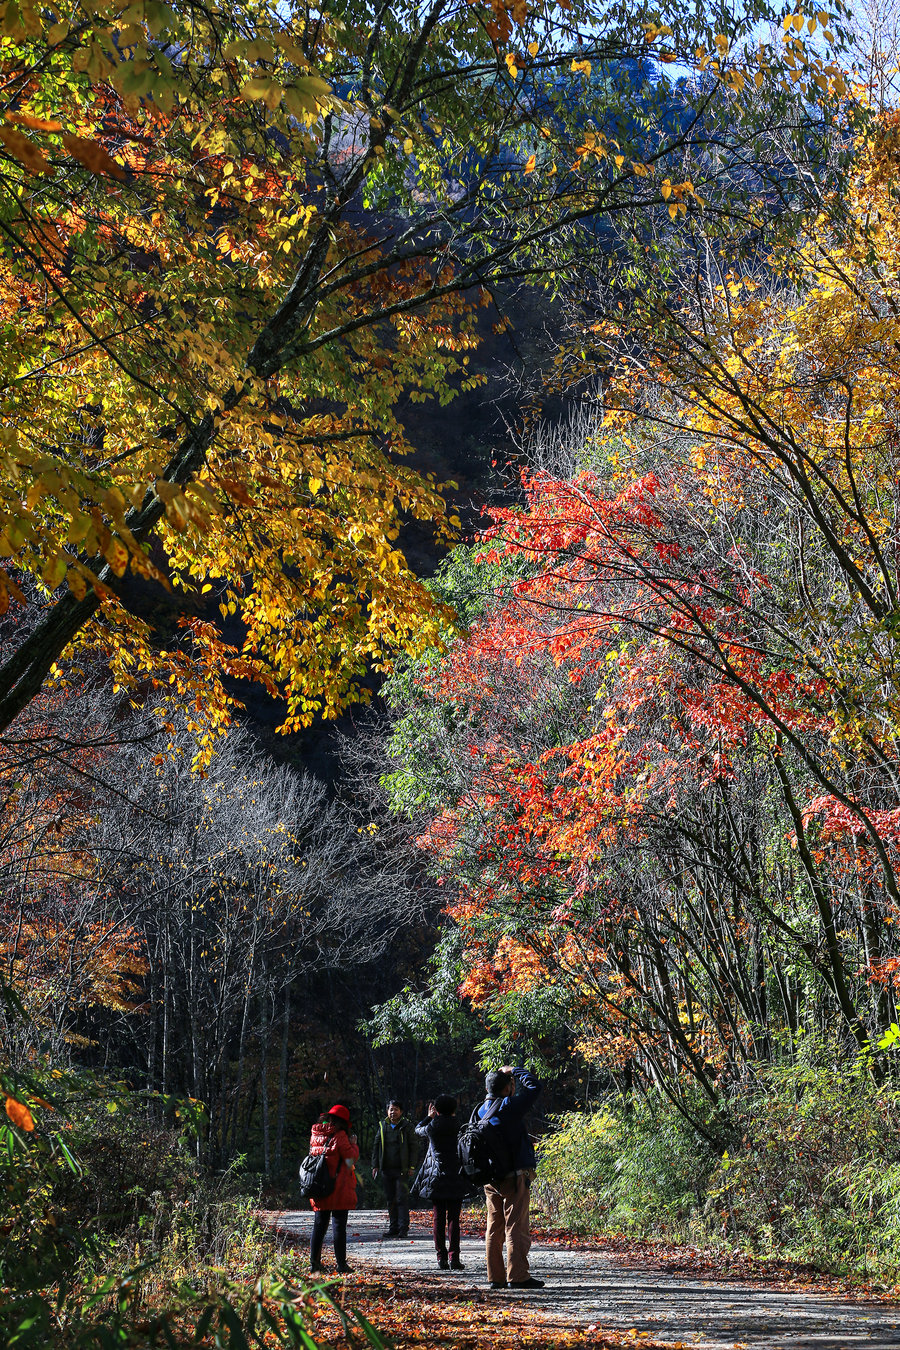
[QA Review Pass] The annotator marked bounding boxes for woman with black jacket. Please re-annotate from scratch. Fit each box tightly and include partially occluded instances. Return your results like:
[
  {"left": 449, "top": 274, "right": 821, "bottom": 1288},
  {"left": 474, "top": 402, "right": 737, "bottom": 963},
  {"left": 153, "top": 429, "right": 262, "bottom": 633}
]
[{"left": 414, "top": 1095, "right": 468, "bottom": 1270}]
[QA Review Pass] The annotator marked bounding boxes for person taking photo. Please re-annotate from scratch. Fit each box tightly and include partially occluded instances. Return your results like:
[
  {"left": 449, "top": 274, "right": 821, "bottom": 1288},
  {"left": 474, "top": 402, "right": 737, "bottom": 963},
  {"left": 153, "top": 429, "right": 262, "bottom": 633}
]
[
  {"left": 475, "top": 1065, "right": 543, "bottom": 1290},
  {"left": 415, "top": 1095, "right": 468, "bottom": 1270}
]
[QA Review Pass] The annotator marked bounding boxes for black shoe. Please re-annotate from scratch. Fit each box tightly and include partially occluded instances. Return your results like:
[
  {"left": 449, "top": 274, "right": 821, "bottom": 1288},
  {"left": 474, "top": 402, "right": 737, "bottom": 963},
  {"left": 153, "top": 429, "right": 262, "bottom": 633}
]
[
  {"left": 381, "top": 1229, "right": 399, "bottom": 1239},
  {"left": 510, "top": 1277, "right": 545, "bottom": 1289},
  {"left": 438, "top": 1257, "right": 449, "bottom": 1270},
  {"left": 450, "top": 1258, "right": 465, "bottom": 1270},
  {"left": 398, "top": 1229, "right": 410, "bottom": 1238},
  {"left": 309, "top": 1264, "right": 324, "bottom": 1274},
  {"left": 489, "top": 1280, "right": 507, "bottom": 1289},
  {"left": 336, "top": 1262, "right": 352, "bottom": 1274}
]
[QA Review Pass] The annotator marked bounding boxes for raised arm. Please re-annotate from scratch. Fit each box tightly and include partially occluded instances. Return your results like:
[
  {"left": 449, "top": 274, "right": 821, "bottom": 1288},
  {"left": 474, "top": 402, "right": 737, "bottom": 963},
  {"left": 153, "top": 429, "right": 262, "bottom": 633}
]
[{"left": 503, "top": 1066, "right": 541, "bottom": 1118}]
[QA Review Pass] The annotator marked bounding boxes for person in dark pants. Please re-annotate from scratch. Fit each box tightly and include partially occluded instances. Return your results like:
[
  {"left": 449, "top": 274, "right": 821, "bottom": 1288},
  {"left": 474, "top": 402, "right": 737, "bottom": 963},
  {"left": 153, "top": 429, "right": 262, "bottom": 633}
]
[
  {"left": 307, "top": 1104, "right": 359, "bottom": 1274},
  {"left": 415, "top": 1095, "right": 468, "bottom": 1270},
  {"left": 371, "top": 1098, "right": 415, "bottom": 1237}
]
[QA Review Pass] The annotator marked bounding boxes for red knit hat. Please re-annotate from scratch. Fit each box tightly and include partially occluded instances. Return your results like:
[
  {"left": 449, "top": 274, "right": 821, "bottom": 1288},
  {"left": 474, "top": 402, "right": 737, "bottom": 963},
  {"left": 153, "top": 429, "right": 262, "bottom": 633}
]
[{"left": 328, "top": 1104, "right": 351, "bottom": 1122}]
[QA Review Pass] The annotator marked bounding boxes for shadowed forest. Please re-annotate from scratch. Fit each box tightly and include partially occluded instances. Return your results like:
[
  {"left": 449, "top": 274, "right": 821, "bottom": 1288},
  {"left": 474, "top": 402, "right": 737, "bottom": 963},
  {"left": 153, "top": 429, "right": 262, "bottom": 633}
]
[{"left": 3, "top": 0, "right": 900, "bottom": 1344}]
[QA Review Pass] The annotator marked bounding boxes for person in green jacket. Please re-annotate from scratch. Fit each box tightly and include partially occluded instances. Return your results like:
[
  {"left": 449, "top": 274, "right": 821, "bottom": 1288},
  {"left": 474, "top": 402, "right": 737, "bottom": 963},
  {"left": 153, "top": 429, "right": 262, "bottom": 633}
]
[{"left": 371, "top": 1099, "right": 415, "bottom": 1237}]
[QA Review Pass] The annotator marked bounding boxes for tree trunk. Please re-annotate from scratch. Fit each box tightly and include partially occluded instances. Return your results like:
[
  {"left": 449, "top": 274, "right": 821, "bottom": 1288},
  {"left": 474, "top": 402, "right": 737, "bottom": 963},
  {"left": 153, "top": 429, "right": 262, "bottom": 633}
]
[
  {"left": 275, "top": 982, "right": 291, "bottom": 1174},
  {"left": 261, "top": 988, "right": 271, "bottom": 1177}
]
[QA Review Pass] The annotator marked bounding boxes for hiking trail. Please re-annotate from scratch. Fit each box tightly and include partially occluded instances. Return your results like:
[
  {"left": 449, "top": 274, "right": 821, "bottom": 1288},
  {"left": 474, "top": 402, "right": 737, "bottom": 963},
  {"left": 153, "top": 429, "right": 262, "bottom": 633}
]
[{"left": 270, "top": 1210, "right": 900, "bottom": 1349}]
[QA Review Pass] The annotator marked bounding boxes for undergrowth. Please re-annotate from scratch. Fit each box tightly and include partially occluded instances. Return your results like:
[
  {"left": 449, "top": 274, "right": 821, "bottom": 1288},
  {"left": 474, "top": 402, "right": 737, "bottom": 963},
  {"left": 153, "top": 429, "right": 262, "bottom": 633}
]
[
  {"left": 533, "top": 1055, "right": 900, "bottom": 1281},
  {"left": 0, "top": 1056, "right": 383, "bottom": 1349}
]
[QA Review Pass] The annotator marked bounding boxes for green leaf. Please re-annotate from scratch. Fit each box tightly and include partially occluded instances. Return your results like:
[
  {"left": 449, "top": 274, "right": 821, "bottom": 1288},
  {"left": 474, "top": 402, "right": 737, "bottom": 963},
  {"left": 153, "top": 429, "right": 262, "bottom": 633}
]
[
  {"left": 55, "top": 1136, "right": 82, "bottom": 1175},
  {"left": 877, "top": 1022, "right": 900, "bottom": 1051},
  {"left": 353, "top": 1310, "right": 393, "bottom": 1348}
]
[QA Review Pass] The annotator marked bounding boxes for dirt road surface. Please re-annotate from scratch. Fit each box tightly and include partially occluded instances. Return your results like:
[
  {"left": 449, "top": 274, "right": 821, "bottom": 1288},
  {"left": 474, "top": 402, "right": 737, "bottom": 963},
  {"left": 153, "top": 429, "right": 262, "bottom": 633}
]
[{"left": 270, "top": 1210, "right": 900, "bottom": 1349}]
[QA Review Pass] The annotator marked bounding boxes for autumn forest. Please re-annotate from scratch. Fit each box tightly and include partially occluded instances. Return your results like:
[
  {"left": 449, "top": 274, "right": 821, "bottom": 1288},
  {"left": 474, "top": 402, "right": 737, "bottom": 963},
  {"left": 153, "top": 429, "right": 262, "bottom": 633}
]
[{"left": 3, "top": 0, "right": 900, "bottom": 1343}]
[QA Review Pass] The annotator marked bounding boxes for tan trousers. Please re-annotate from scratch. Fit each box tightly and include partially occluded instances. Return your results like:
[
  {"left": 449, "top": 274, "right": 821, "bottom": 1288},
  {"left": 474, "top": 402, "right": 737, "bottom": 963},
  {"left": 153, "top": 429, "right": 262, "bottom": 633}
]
[{"left": 484, "top": 1172, "right": 532, "bottom": 1283}]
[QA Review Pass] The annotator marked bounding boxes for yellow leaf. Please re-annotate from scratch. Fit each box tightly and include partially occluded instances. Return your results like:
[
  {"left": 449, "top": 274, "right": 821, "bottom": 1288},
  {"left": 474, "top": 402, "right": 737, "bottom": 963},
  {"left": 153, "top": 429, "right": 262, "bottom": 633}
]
[
  {"left": 104, "top": 538, "right": 129, "bottom": 575},
  {"left": 67, "top": 512, "right": 91, "bottom": 544},
  {"left": 155, "top": 479, "right": 180, "bottom": 504},
  {"left": 308, "top": 477, "right": 323, "bottom": 495},
  {"left": 241, "top": 77, "right": 283, "bottom": 112},
  {"left": 0, "top": 125, "right": 52, "bottom": 175},
  {"left": 42, "top": 554, "right": 67, "bottom": 589},
  {"left": 5, "top": 110, "right": 62, "bottom": 132},
  {"left": 220, "top": 478, "right": 253, "bottom": 507},
  {"left": 524, "top": 153, "right": 536, "bottom": 173},
  {"left": 62, "top": 132, "right": 126, "bottom": 181},
  {"left": 165, "top": 497, "right": 190, "bottom": 531},
  {"left": 67, "top": 570, "right": 88, "bottom": 600},
  {"left": 101, "top": 486, "right": 126, "bottom": 517}
]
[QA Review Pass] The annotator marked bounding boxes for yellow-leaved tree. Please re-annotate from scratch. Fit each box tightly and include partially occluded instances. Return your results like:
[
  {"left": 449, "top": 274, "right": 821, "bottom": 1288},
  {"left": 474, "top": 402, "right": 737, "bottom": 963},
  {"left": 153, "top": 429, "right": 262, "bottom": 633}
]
[{"left": 0, "top": 0, "right": 853, "bottom": 744}]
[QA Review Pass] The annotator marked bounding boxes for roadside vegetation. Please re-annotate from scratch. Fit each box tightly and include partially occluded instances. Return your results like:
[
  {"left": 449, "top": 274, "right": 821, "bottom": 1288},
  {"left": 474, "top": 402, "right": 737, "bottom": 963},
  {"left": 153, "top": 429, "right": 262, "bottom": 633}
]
[{"left": 535, "top": 1059, "right": 900, "bottom": 1280}]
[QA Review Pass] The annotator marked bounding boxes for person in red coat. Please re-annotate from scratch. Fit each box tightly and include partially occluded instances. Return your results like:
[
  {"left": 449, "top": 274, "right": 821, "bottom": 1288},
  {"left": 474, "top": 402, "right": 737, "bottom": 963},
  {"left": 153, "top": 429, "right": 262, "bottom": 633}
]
[{"left": 308, "top": 1104, "right": 359, "bottom": 1273}]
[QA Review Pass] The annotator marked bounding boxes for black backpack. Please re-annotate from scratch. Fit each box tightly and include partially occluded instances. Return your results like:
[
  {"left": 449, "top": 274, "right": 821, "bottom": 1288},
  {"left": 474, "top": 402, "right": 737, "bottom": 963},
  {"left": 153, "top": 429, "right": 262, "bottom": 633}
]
[
  {"left": 410, "top": 1148, "right": 437, "bottom": 1205},
  {"left": 457, "top": 1099, "right": 513, "bottom": 1186},
  {"left": 298, "top": 1148, "right": 337, "bottom": 1201}
]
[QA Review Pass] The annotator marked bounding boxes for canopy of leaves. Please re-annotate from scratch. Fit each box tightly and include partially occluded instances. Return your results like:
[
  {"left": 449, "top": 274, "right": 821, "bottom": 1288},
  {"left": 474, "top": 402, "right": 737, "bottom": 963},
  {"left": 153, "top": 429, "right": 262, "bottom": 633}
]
[
  {"left": 378, "top": 117, "right": 900, "bottom": 1128},
  {"left": 0, "top": 0, "right": 856, "bottom": 743}
]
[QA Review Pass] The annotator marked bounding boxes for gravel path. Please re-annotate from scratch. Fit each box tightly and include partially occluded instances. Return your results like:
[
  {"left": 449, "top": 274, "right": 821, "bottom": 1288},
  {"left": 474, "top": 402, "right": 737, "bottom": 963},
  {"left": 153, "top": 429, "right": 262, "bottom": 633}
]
[{"left": 272, "top": 1209, "right": 900, "bottom": 1349}]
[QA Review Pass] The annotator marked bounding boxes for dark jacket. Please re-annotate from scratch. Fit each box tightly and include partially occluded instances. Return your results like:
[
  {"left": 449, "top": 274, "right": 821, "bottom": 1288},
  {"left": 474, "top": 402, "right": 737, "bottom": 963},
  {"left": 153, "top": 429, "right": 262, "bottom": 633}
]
[
  {"left": 476, "top": 1066, "right": 540, "bottom": 1171},
  {"left": 371, "top": 1116, "right": 414, "bottom": 1174},
  {"left": 414, "top": 1115, "right": 468, "bottom": 1201}
]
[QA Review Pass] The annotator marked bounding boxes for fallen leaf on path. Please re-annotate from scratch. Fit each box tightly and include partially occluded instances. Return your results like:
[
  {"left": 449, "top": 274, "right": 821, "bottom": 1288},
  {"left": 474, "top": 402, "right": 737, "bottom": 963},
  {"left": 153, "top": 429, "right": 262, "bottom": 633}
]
[{"left": 300, "top": 1268, "right": 673, "bottom": 1350}]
